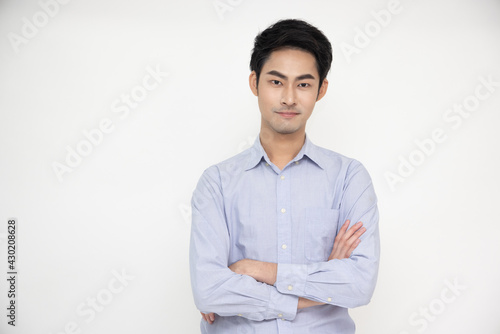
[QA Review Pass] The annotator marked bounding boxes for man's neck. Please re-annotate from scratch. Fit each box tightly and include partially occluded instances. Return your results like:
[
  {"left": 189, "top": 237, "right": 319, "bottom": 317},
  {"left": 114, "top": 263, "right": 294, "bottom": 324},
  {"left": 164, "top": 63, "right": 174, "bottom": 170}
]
[{"left": 259, "top": 128, "right": 306, "bottom": 170}]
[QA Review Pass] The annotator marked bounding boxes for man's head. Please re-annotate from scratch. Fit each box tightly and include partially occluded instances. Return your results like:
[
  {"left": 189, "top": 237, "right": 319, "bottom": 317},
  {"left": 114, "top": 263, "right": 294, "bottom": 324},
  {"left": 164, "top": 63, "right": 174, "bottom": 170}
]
[
  {"left": 249, "top": 19, "right": 333, "bottom": 91},
  {"left": 249, "top": 19, "right": 333, "bottom": 136}
]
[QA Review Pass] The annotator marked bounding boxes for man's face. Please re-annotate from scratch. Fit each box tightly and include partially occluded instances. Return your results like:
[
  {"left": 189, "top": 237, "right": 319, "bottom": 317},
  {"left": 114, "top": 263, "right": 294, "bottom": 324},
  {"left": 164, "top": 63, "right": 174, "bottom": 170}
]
[{"left": 249, "top": 48, "right": 328, "bottom": 136}]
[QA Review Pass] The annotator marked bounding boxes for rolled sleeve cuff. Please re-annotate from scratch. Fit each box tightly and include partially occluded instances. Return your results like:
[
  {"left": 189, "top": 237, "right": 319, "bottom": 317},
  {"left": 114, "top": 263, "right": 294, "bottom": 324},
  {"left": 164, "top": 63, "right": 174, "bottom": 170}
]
[
  {"left": 275, "top": 263, "right": 309, "bottom": 297},
  {"left": 266, "top": 287, "right": 299, "bottom": 321}
]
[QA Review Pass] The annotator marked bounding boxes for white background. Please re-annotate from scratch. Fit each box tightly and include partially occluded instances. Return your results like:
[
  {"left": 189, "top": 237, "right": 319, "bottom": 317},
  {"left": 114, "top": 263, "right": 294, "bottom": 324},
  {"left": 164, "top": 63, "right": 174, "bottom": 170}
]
[{"left": 1, "top": 0, "right": 499, "bottom": 333}]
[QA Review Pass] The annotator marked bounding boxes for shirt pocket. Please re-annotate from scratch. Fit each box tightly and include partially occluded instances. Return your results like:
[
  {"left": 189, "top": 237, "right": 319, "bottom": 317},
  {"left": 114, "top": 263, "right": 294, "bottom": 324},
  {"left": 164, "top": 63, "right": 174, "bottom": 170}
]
[{"left": 304, "top": 207, "right": 340, "bottom": 262}]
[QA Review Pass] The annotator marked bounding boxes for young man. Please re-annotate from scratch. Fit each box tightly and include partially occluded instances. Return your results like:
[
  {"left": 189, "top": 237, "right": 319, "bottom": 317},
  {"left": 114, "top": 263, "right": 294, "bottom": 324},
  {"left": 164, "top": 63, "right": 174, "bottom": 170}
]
[{"left": 189, "top": 19, "right": 380, "bottom": 333}]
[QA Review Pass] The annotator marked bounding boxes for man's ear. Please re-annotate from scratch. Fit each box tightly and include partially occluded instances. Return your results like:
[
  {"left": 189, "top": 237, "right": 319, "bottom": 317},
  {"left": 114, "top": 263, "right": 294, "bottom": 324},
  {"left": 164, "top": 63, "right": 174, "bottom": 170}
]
[
  {"left": 249, "top": 71, "right": 258, "bottom": 96},
  {"left": 316, "top": 78, "right": 329, "bottom": 101}
]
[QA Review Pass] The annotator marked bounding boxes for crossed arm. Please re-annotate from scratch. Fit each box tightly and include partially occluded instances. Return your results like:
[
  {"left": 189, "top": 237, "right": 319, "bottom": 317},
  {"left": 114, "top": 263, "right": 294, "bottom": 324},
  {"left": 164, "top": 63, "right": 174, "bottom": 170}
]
[{"left": 200, "top": 220, "right": 366, "bottom": 324}]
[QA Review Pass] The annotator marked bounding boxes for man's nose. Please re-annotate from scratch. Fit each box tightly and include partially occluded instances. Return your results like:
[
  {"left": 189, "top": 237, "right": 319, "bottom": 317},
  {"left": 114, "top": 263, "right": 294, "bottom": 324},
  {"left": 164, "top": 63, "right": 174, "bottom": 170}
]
[{"left": 281, "top": 85, "right": 297, "bottom": 106}]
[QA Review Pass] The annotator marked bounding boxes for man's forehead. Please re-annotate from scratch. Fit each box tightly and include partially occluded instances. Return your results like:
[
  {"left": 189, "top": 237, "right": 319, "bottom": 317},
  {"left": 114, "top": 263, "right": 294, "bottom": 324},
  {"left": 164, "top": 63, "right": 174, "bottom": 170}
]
[{"left": 262, "top": 48, "right": 319, "bottom": 79}]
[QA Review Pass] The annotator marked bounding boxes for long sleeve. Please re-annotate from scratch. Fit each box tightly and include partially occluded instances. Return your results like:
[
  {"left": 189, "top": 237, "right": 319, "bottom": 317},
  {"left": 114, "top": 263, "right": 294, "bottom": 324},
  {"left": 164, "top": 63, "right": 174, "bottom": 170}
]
[
  {"left": 274, "top": 161, "right": 380, "bottom": 308},
  {"left": 189, "top": 166, "right": 299, "bottom": 321}
]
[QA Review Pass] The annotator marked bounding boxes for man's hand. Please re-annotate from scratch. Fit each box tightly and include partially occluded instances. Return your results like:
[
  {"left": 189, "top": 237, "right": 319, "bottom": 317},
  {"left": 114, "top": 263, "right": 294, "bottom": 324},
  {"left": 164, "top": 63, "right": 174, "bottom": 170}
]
[
  {"left": 200, "top": 312, "right": 215, "bottom": 324},
  {"left": 229, "top": 258, "right": 277, "bottom": 285},
  {"left": 329, "top": 220, "right": 366, "bottom": 261},
  {"left": 298, "top": 220, "right": 365, "bottom": 310}
]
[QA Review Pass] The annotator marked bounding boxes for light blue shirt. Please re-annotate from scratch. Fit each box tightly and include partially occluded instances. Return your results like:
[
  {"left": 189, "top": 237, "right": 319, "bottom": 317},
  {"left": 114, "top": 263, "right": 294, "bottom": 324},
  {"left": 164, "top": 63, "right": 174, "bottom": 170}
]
[{"left": 189, "top": 134, "right": 380, "bottom": 334}]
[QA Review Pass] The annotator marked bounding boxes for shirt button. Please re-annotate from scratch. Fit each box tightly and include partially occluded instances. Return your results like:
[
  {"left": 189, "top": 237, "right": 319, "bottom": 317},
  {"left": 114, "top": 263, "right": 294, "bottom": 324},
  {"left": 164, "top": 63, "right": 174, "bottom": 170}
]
[
  {"left": 278, "top": 313, "right": 283, "bottom": 318},
  {"left": 265, "top": 163, "right": 269, "bottom": 166},
  {"left": 238, "top": 314, "right": 242, "bottom": 316},
  {"left": 327, "top": 297, "right": 332, "bottom": 302},
  {"left": 287, "top": 285, "right": 293, "bottom": 291},
  {"left": 281, "top": 244, "right": 287, "bottom": 250},
  {"left": 281, "top": 208, "right": 286, "bottom": 213},
  {"left": 295, "top": 161, "right": 299, "bottom": 165},
  {"left": 280, "top": 175, "right": 285, "bottom": 180}
]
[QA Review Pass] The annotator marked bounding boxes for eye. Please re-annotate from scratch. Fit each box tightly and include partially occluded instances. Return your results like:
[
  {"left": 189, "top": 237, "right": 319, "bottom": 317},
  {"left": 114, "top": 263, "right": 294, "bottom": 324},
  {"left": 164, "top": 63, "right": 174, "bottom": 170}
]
[
  {"left": 271, "top": 80, "right": 282, "bottom": 86},
  {"left": 298, "top": 83, "right": 310, "bottom": 88}
]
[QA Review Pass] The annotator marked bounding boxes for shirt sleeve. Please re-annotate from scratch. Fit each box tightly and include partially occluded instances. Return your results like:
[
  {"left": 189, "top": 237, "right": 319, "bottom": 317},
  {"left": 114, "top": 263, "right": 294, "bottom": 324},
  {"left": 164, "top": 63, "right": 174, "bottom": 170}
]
[
  {"left": 274, "top": 160, "right": 380, "bottom": 308},
  {"left": 189, "top": 166, "right": 299, "bottom": 321}
]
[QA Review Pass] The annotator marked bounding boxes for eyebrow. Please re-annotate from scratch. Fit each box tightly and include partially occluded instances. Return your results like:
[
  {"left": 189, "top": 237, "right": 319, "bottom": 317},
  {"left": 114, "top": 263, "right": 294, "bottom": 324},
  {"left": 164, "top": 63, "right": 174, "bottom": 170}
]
[{"left": 265, "top": 70, "right": 316, "bottom": 81}]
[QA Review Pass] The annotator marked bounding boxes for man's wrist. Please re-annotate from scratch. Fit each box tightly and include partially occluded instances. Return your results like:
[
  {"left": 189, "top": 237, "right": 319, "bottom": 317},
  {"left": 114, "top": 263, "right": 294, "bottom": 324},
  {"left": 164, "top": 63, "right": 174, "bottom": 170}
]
[
  {"left": 230, "top": 259, "right": 277, "bottom": 285},
  {"left": 297, "top": 297, "right": 324, "bottom": 309},
  {"left": 259, "top": 261, "right": 277, "bottom": 285},
  {"left": 246, "top": 259, "right": 277, "bottom": 285}
]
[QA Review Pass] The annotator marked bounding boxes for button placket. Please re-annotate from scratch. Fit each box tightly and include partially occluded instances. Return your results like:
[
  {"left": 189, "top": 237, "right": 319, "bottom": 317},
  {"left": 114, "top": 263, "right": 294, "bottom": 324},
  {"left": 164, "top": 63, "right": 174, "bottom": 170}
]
[{"left": 276, "top": 168, "right": 292, "bottom": 264}]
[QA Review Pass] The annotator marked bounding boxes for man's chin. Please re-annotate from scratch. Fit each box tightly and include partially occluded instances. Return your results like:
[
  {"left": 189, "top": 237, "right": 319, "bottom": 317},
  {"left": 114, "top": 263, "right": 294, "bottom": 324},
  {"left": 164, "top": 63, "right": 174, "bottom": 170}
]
[
  {"left": 273, "top": 127, "right": 300, "bottom": 135},
  {"left": 263, "top": 120, "right": 302, "bottom": 136}
]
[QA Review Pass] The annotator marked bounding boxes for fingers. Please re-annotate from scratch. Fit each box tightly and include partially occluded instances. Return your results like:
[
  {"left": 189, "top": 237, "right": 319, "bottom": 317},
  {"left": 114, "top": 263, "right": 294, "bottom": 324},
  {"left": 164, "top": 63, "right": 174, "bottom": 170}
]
[
  {"left": 200, "top": 312, "right": 215, "bottom": 324},
  {"left": 200, "top": 312, "right": 209, "bottom": 323},
  {"left": 334, "top": 220, "right": 350, "bottom": 242},
  {"left": 343, "top": 222, "right": 365, "bottom": 256},
  {"left": 335, "top": 220, "right": 361, "bottom": 244},
  {"left": 329, "top": 220, "right": 366, "bottom": 260},
  {"left": 346, "top": 238, "right": 361, "bottom": 257},
  {"left": 331, "top": 220, "right": 350, "bottom": 254},
  {"left": 344, "top": 221, "right": 363, "bottom": 239},
  {"left": 339, "top": 220, "right": 350, "bottom": 234}
]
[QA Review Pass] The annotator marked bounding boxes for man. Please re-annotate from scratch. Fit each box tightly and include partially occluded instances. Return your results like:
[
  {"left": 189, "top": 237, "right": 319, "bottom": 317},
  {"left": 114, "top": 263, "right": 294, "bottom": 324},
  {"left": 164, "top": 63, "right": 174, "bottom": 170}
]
[{"left": 189, "top": 19, "right": 380, "bottom": 333}]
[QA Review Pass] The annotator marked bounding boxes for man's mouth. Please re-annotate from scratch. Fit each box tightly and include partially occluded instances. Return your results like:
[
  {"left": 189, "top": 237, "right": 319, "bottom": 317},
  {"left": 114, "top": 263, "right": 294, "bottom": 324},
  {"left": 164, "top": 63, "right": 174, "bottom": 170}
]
[{"left": 276, "top": 111, "right": 300, "bottom": 118}]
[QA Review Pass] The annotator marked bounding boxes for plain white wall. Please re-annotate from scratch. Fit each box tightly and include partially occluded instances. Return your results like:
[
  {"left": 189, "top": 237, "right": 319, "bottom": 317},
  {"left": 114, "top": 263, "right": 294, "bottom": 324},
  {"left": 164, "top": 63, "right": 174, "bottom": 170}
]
[{"left": 1, "top": 0, "right": 499, "bottom": 333}]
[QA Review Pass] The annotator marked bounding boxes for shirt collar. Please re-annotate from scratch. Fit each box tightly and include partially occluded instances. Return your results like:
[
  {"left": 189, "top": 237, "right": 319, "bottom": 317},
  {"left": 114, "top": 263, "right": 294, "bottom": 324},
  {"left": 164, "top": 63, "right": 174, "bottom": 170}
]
[{"left": 245, "top": 133, "right": 325, "bottom": 171}]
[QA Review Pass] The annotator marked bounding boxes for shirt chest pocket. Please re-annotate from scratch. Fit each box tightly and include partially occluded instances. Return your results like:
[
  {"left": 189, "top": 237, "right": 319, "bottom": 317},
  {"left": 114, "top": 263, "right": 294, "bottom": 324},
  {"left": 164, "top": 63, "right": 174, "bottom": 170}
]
[{"left": 304, "top": 208, "right": 340, "bottom": 262}]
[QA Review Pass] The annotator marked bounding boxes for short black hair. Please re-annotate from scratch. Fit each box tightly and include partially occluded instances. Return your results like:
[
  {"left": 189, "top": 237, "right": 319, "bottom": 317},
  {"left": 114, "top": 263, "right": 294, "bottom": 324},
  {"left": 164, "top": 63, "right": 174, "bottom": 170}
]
[{"left": 250, "top": 19, "right": 333, "bottom": 90}]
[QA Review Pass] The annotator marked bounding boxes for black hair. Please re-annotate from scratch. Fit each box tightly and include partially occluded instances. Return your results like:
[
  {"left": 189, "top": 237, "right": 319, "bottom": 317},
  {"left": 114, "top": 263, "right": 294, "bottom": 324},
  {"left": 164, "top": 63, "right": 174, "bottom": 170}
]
[{"left": 250, "top": 19, "right": 333, "bottom": 90}]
